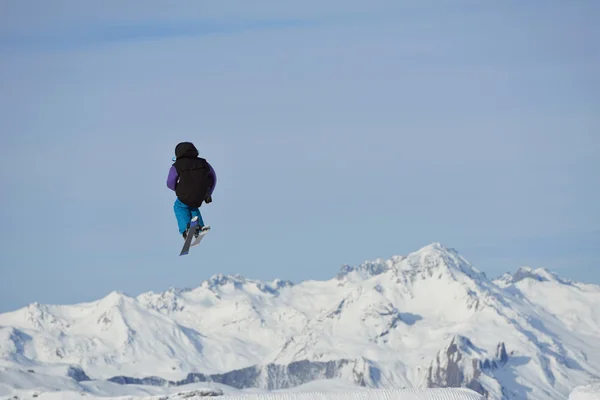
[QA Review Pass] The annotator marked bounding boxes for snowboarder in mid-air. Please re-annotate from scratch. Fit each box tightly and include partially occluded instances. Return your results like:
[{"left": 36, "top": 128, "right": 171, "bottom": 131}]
[{"left": 166, "top": 142, "right": 216, "bottom": 241}]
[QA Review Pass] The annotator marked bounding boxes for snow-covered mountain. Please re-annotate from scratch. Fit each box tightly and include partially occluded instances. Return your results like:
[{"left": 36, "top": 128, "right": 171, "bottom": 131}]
[{"left": 1, "top": 243, "right": 599, "bottom": 399}]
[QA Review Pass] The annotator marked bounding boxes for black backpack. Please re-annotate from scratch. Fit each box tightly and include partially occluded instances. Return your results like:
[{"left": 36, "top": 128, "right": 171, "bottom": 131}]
[{"left": 173, "top": 142, "right": 214, "bottom": 208}]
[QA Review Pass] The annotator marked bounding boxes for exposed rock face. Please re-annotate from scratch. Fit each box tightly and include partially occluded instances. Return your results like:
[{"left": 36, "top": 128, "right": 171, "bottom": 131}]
[
  {"left": 425, "top": 336, "right": 509, "bottom": 397},
  {"left": 108, "top": 358, "right": 379, "bottom": 390},
  {"left": 106, "top": 336, "right": 509, "bottom": 397},
  {"left": 67, "top": 366, "right": 90, "bottom": 382}
]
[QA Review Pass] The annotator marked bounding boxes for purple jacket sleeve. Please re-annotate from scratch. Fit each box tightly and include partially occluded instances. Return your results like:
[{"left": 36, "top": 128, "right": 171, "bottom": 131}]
[
  {"left": 166, "top": 165, "right": 178, "bottom": 191},
  {"left": 207, "top": 162, "right": 216, "bottom": 196}
]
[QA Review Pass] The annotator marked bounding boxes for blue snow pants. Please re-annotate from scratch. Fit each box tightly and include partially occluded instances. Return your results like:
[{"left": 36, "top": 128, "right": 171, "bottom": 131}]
[{"left": 174, "top": 198, "right": 204, "bottom": 234}]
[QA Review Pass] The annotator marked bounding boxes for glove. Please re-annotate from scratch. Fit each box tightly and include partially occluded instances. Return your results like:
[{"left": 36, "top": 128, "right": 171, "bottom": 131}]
[{"left": 205, "top": 196, "right": 212, "bottom": 204}]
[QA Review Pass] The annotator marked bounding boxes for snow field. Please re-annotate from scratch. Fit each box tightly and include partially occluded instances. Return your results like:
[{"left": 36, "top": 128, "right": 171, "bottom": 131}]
[
  {"left": 1, "top": 388, "right": 486, "bottom": 400},
  {"left": 569, "top": 382, "right": 600, "bottom": 400},
  {"left": 216, "top": 388, "right": 485, "bottom": 400}
]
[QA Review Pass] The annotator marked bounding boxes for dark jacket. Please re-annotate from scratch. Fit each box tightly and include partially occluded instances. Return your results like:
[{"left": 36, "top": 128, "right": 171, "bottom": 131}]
[{"left": 166, "top": 142, "right": 216, "bottom": 208}]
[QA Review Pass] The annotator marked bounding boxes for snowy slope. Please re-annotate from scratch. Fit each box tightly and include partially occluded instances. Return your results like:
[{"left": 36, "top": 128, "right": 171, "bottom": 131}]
[
  {"left": 569, "top": 382, "right": 600, "bottom": 399},
  {"left": 1, "top": 243, "right": 599, "bottom": 400},
  {"left": 4, "top": 385, "right": 486, "bottom": 400},
  {"left": 5, "top": 389, "right": 483, "bottom": 400}
]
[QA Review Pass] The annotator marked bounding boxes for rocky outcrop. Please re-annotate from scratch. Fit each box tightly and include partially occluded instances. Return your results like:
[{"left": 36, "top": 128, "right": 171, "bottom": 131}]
[
  {"left": 425, "top": 336, "right": 510, "bottom": 397},
  {"left": 109, "top": 357, "right": 380, "bottom": 390},
  {"left": 67, "top": 366, "right": 90, "bottom": 382}
]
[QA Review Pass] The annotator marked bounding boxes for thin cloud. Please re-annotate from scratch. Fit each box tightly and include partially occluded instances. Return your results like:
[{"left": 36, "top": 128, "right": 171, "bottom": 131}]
[{"left": 0, "top": 12, "right": 395, "bottom": 54}]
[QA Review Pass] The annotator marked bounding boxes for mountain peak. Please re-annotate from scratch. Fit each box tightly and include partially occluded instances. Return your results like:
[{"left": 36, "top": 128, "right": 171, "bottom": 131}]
[
  {"left": 418, "top": 242, "right": 450, "bottom": 252},
  {"left": 402, "top": 242, "right": 486, "bottom": 282},
  {"left": 23, "top": 302, "right": 61, "bottom": 330},
  {"left": 496, "top": 266, "right": 573, "bottom": 287},
  {"left": 93, "top": 291, "right": 137, "bottom": 319},
  {"left": 99, "top": 290, "right": 129, "bottom": 305},
  {"left": 202, "top": 273, "right": 247, "bottom": 288},
  {"left": 410, "top": 242, "right": 462, "bottom": 260},
  {"left": 336, "top": 259, "right": 393, "bottom": 280},
  {"left": 199, "top": 273, "right": 293, "bottom": 294},
  {"left": 336, "top": 242, "right": 486, "bottom": 284}
]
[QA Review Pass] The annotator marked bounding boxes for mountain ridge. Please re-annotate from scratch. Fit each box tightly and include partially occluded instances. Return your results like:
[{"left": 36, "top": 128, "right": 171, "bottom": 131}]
[{"left": 1, "top": 243, "right": 599, "bottom": 399}]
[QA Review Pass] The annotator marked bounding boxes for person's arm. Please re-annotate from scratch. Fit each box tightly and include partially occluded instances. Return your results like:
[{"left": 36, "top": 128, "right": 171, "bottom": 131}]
[
  {"left": 166, "top": 165, "right": 178, "bottom": 191},
  {"left": 205, "top": 162, "right": 217, "bottom": 202}
]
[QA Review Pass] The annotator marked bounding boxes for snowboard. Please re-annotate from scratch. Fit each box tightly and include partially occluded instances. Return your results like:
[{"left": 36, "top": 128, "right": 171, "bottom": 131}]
[
  {"left": 179, "top": 217, "right": 210, "bottom": 256},
  {"left": 191, "top": 225, "right": 210, "bottom": 248}
]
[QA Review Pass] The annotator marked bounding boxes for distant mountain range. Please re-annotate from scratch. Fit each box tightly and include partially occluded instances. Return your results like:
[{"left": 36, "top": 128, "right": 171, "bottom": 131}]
[{"left": 1, "top": 243, "right": 599, "bottom": 399}]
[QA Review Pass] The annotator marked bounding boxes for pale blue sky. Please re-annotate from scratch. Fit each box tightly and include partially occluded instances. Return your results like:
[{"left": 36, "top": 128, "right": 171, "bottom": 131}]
[{"left": 1, "top": 1, "right": 599, "bottom": 313}]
